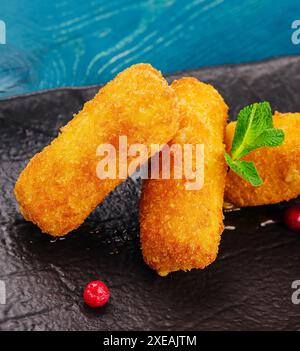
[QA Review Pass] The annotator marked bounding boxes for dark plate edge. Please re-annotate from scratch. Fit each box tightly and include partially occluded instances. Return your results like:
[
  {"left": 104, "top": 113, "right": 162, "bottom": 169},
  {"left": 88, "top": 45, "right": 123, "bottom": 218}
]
[{"left": 1, "top": 54, "right": 300, "bottom": 103}]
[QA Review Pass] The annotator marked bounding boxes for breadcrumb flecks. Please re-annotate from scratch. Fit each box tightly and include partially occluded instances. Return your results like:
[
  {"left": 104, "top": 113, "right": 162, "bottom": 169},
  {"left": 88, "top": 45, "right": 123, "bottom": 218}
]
[
  {"left": 14, "top": 63, "right": 180, "bottom": 236},
  {"left": 225, "top": 112, "right": 300, "bottom": 207},
  {"left": 140, "top": 77, "right": 228, "bottom": 276}
]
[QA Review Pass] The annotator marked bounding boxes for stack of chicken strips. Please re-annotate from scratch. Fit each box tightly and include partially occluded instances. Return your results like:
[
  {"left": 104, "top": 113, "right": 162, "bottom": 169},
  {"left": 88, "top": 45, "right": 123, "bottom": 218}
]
[{"left": 14, "top": 64, "right": 300, "bottom": 276}]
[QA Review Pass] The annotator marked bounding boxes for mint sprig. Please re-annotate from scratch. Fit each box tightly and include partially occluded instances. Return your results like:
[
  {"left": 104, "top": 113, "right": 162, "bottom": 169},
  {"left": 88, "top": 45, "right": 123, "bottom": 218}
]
[
  {"left": 225, "top": 154, "right": 263, "bottom": 186},
  {"left": 225, "top": 102, "right": 285, "bottom": 186}
]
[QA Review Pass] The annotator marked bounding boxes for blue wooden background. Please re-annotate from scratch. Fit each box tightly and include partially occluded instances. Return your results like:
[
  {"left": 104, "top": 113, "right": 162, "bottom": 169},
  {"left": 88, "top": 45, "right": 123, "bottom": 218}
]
[{"left": 0, "top": 0, "right": 299, "bottom": 97}]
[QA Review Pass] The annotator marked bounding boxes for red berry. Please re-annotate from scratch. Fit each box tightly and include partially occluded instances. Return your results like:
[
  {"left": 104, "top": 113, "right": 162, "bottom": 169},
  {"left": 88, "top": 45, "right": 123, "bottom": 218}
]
[
  {"left": 284, "top": 205, "right": 300, "bottom": 232},
  {"left": 83, "top": 280, "right": 110, "bottom": 308}
]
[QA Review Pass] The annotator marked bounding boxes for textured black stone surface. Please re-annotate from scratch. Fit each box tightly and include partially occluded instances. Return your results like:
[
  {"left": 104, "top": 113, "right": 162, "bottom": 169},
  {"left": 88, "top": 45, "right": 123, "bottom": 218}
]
[{"left": 0, "top": 56, "right": 300, "bottom": 331}]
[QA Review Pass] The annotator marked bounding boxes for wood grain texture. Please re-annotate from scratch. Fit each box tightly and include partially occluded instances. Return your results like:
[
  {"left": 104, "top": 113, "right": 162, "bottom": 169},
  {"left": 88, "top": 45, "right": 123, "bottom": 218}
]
[
  {"left": 0, "top": 0, "right": 300, "bottom": 97},
  {"left": 0, "top": 56, "right": 300, "bottom": 331}
]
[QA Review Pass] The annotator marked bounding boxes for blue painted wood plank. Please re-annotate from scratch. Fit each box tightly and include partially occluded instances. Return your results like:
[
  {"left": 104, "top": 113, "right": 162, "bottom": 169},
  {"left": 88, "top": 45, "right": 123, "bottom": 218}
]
[{"left": 0, "top": 0, "right": 299, "bottom": 97}]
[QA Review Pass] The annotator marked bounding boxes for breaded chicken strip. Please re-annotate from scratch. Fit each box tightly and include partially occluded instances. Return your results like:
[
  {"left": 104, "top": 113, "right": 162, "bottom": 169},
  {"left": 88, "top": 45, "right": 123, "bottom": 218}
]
[
  {"left": 225, "top": 112, "right": 300, "bottom": 207},
  {"left": 15, "top": 64, "right": 180, "bottom": 236},
  {"left": 140, "top": 78, "right": 228, "bottom": 276}
]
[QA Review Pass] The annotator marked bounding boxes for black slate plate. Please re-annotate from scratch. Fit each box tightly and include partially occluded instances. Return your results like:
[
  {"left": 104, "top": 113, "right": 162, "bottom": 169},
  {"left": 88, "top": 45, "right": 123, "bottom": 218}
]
[{"left": 1, "top": 56, "right": 300, "bottom": 331}]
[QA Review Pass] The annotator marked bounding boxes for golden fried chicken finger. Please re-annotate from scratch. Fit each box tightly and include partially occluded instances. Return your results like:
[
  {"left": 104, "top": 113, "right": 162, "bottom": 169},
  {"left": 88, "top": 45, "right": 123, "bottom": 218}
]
[
  {"left": 14, "top": 64, "right": 180, "bottom": 236},
  {"left": 140, "top": 77, "right": 228, "bottom": 276},
  {"left": 225, "top": 112, "right": 300, "bottom": 207}
]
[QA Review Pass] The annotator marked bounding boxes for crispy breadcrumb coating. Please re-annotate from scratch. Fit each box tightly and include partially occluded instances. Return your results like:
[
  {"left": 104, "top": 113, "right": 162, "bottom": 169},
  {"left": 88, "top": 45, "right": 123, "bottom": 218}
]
[
  {"left": 14, "top": 64, "right": 180, "bottom": 236},
  {"left": 140, "top": 77, "right": 228, "bottom": 276},
  {"left": 225, "top": 112, "right": 300, "bottom": 207}
]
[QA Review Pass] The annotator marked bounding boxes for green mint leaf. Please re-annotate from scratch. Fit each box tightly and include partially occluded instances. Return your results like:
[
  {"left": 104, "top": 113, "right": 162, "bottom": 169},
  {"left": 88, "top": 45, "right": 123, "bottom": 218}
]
[
  {"left": 248, "top": 128, "right": 285, "bottom": 150},
  {"left": 225, "top": 101, "right": 285, "bottom": 187},
  {"left": 225, "top": 153, "right": 263, "bottom": 187},
  {"left": 231, "top": 102, "right": 274, "bottom": 160}
]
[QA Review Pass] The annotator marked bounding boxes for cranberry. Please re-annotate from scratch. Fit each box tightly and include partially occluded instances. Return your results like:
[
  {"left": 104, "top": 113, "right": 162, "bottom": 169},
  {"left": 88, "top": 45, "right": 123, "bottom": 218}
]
[
  {"left": 284, "top": 205, "right": 300, "bottom": 232},
  {"left": 83, "top": 280, "right": 110, "bottom": 308}
]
